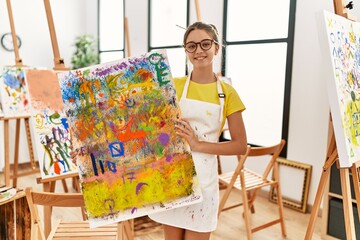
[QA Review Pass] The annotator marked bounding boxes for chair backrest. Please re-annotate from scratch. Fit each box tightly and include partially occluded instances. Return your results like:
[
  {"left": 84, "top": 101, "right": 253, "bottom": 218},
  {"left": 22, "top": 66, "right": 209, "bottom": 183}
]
[
  {"left": 238, "top": 139, "right": 286, "bottom": 178},
  {"left": 26, "top": 187, "right": 85, "bottom": 208},
  {"left": 25, "top": 187, "right": 85, "bottom": 240}
]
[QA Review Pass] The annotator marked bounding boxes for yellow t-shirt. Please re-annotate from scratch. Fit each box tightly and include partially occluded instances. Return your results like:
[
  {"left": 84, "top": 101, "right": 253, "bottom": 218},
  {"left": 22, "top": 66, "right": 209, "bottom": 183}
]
[{"left": 174, "top": 76, "right": 246, "bottom": 131}]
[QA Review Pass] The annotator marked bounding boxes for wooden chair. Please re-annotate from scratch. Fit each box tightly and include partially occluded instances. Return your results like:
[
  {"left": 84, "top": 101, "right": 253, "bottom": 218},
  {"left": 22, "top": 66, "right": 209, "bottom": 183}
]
[
  {"left": 218, "top": 139, "right": 286, "bottom": 240},
  {"left": 25, "top": 187, "right": 134, "bottom": 240}
]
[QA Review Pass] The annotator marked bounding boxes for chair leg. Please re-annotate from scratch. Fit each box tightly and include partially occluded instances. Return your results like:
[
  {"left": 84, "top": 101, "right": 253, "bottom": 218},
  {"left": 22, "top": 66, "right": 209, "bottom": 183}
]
[
  {"left": 240, "top": 176, "right": 253, "bottom": 240},
  {"left": 275, "top": 184, "right": 287, "bottom": 237},
  {"left": 217, "top": 155, "right": 222, "bottom": 175},
  {"left": 124, "top": 220, "right": 134, "bottom": 240},
  {"left": 218, "top": 183, "right": 233, "bottom": 217},
  {"left": 273, "top": 162, "right": 286, "bottom": 237},
  {"left": 31, "top": 223, "right": 40, "bottom": 240},
  {"left": 118, "top": 222, "right": 124, "bottom": 240},
  {"left": 32, "top": 222, "right": 46, "bottom": 240},
  {"left": 247, "top": 191, "right": 255, "bottom": 214}
]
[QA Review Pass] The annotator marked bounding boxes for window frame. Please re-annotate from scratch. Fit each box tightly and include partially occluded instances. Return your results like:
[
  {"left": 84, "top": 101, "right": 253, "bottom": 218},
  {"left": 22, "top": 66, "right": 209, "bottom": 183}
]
[
  {"left": 148, "top": 0, "right": 190, "bottom": 76},
  {"left": 221, "top": 0, "right": 297, "bottom": 157},
  {"left": 97, "top": 0, "right": 126, "bottom": 61}
]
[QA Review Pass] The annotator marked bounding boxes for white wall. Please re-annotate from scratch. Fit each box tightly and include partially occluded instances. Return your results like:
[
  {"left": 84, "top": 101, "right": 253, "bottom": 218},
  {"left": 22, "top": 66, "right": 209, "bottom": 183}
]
[
  {"left": 0, "top": 0, "right": 357, "bottom": 210},
  {"left": 288, "top": 0, "right": 333, "bottom": 207},
  {"left": 125, "top": 0, "right": 224, "bottom": 73},
  {"left": 0, "top": 0, "right": 97, "bottom": 69},
  {"left": 289, "top": 1, "right": 360, "bottom": 208}
]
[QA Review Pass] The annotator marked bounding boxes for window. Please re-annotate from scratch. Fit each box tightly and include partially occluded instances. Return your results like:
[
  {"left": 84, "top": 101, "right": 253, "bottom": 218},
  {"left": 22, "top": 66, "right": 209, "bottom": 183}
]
[
  {"left": 149, "top": 0, "right": 189, "bottom": 77},
  {"left": 98, "top": 0, "right": 125, "bottom": 63},
  {"left": 223, "top": 0, "right": 296, "bottom": 156}
]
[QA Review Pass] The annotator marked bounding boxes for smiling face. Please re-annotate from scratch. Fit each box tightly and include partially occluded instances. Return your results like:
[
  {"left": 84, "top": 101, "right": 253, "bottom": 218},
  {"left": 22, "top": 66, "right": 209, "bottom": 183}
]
[{"left": 184, "top": 29, "right": 219, "bottom": 70}]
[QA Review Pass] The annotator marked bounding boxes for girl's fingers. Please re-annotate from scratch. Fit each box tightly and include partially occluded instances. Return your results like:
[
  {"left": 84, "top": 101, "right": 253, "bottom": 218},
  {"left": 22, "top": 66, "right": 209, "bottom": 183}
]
[{"left": 176, "top": 119, "right": 191, "bottom": 130}]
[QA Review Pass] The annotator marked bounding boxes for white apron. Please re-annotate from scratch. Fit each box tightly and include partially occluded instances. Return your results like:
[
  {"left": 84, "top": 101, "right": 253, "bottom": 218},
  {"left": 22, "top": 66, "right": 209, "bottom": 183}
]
[{"left": 149, "top": 76, "right": 224, "bottom": 232}]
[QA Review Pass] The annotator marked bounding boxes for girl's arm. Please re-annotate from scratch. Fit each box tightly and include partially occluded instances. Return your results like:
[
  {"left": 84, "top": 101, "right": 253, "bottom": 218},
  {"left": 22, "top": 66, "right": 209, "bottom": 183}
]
[{"left": 176, "top": 111, "right": 247, "bottom": 156}]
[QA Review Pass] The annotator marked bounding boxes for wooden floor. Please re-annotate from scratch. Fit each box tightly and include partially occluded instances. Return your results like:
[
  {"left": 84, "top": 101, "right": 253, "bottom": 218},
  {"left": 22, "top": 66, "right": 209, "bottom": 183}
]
[{"left": 1, "top": 170, "right": 323, "bottom": 240}]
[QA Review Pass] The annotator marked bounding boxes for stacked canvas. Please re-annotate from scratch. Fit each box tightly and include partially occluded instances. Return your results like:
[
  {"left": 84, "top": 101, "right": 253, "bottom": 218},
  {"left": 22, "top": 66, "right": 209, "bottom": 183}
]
[
  {"left": 26, "top": 69, "right": 77, "bottom": 178},
  {"left": 0, "top": 67, "right": 30, "bottom": 117}
]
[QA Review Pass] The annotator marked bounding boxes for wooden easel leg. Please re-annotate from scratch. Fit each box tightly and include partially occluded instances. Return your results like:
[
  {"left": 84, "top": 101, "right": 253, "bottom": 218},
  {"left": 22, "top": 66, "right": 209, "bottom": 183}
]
[
  {"left": 72, "top": 176, "right": 80, "bottom": 192},
  {"left": 61, "top": 179, "right": 68, "bottom": 192},
  {"left": 351, "top": 162, "right": 360, "bottom": 222},
  {"left": 340, "top": 167, "right": 356, "bottom": 239},
  {"left": 4, "top": 119, "right": 10, "bottom": 187},
  {"left": 12, "top": 119, "right": 21, "bottom": 187},
  {"left": 194, "top": 0, "right": 202, "bottom": 21},
  {"left": 305, "top": 169, "right": 330, "bottom": 239},
  {"left": 305, "top": 150, "right": 337, "bottom": 240},
  {"left": 24, "top": 118, "right": 36, "bottom": 169}
]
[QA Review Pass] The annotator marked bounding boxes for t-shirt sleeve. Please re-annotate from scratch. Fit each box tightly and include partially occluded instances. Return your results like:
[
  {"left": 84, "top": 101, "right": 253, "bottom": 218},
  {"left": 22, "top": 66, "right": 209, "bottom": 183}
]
[
  {"left": 224, "top": 83, "right": 246, "bottom": 117},
  {"left": 173, "top": 76, "right": 187, "bottom": 100}
]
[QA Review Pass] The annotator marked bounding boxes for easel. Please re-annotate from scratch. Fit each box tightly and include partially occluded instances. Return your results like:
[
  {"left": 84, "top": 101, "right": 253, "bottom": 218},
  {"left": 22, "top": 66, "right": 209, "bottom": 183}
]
[
  {"left": 2, "top": 0, "right": 39, "bottom": 188},
  {"left": 194, "top": 0, "right": 202, "bottom": 21},
  {"left": 191, "top": 0, "right": 228, "bottom": 179},
  {"left": 39, "top": 0, "right": 74, "bottom": 196},
  {"left": 192, "top": 0, "right": 226, "bottom": 180},
  {"left": 6, "top": 0, "right": 23, "bottom": 67},
  {"left": 38, "top": 7, "right": 134, "bottom": 238},
  {"left": 305, "top": 1, "right": 360, "bottom": 239},
  {"left": 43, "top": 0, "right": 70, "bottom": 71},
  {"left": 37, "top": 1, "right": 80, "bottom": 237},
  {"left": 305, "top": 117, "right": 360, "bottom": 239},
  {"left": 3, "top": 116, "right": 38, "bottom": 187},
  {"left": 124, "top": 17, "right": 131, "bottom": 57}
]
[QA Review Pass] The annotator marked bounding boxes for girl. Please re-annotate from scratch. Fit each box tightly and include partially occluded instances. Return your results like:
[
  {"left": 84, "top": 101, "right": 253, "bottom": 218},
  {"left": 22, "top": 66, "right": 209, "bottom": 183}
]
[{"left": 148, "top": 22, "right": 247, "bottom": 240}]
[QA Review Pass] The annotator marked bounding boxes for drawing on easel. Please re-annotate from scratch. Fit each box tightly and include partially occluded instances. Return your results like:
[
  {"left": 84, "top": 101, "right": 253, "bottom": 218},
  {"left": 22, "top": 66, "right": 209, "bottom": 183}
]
[
  {"left": 0, "top": 66, "right": 31, "bottom": 117},
  {"left": 25, "top": 69, "right": 77, "bottom": 179},
  {"left": 321, "top": 10, "right": 360, "bottom": 167},
  {"left": 57, "top": 49, "right": 202, "bottom": 228}
]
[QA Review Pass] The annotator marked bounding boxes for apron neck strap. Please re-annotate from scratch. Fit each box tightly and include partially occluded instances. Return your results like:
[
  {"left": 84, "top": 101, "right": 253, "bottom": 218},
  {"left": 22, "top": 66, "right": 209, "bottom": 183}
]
[
  {"left": 182, "top": 74, "right": 225, "bottom": 122},
  {"left": 181, "top": 75, "right": 191, "bottom": 99},
  {"left": 216, "top": 76, "right": 225, "bottom": 122}
]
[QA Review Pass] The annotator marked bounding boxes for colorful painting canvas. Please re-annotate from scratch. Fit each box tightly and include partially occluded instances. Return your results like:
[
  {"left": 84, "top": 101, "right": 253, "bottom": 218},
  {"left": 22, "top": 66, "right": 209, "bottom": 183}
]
[
  {"left": 57, "top": 49, "right": 201, "bottom": 228},
  {"left": 26, "top": 69, "right": 77, "bottom": 179},
  {"left": 0, "top": 66, "right": 31, "bottom": 117},
  {"left": 321, "top": 11, "right": 360, "bottom": 167}
]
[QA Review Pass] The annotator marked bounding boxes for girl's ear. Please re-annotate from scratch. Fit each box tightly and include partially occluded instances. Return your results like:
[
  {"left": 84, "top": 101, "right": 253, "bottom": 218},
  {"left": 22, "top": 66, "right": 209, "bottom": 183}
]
[{"left": 215, "top": 45, "right": 220, "bottom": 55}]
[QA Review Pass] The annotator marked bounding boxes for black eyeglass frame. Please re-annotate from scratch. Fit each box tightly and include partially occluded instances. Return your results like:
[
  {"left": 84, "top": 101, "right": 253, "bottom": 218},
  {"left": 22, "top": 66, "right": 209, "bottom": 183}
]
[{"left": 183, "top": 39, "right": 218, "bottom": 53}]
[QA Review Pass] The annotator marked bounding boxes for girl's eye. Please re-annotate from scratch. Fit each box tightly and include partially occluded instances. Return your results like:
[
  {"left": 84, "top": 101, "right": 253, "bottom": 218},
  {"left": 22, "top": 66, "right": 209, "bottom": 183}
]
[{"left": 202, "top": 43, "right": 210, "bottom": 48}]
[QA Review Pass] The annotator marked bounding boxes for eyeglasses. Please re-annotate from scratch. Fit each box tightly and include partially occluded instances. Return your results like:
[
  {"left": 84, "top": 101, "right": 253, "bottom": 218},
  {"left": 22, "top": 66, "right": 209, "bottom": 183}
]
[{"left": 183, "top": 39, "right": 217, "bottom": 53}]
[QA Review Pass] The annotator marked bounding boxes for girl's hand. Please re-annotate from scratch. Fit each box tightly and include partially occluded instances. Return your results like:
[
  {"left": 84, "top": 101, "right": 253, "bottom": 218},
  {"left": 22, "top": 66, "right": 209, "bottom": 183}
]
[
  {"left": 175, "top": 119, "right": 200, "bottom": 151},
  {"left": 70, "top": 149, "right": 79, "bottom": 165}
]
